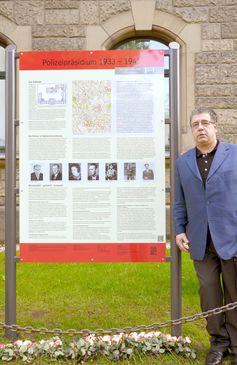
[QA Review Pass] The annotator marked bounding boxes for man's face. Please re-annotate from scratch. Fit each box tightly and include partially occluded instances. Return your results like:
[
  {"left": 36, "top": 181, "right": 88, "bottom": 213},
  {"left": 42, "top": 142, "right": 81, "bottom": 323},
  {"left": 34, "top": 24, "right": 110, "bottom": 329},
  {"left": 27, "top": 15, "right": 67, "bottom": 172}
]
[
  {"left": 52, "top": 165, "right": 59, "bottom": 174},
  {"left": 191, "top": 112, "right": 217, "bottom": 146},
  {"left": 71, "top": 166, "right": 78, "bottom": 175},
  {"left": 145, "top": 164, "right": 149, "bottom": 170},
  {"left": 34, "top": 165, "right": 41, "bottom": 174},
  {"left": 89, "top": 165, "right": 96, "bottom": 176}
]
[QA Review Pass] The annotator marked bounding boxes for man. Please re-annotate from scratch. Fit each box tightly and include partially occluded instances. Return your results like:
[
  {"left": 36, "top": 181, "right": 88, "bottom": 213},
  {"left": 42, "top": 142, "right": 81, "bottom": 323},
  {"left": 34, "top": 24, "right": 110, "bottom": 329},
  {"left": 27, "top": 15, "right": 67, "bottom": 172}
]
[
  {"left": 105, "top": 163, "right": 117, "bottom": 180},
  {"left": 173, "top": 107, "right": 237, "bottom": 365},
  {"left": 125, "top": 163, "right": 136, "bottom": 180},
  {"left": 31, "top": 164, "right": 43, "bottom": 181},
  {"left": 50, "top": 163, "right": 62, "bottom": 180},
  {"left": 142, "top": 163, "right": 154, "bottom": 180},
  {"left": 88, "top": 163, "right": 99, "bottom": 180}
]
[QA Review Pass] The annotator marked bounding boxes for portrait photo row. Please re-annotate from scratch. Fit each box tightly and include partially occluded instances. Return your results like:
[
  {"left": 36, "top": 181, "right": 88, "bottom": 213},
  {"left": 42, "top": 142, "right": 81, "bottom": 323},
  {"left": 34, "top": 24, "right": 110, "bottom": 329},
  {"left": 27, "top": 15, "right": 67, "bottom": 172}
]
[{"left": 30, "top": 162, "right": 156, "bottom": 183}]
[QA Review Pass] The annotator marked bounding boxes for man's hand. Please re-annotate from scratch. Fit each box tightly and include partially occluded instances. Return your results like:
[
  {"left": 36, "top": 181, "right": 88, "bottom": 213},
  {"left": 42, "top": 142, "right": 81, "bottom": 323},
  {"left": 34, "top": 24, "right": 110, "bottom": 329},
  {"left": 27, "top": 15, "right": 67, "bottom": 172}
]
[{"left": 176, "top": 233, "right": 190, "bottom": 253}]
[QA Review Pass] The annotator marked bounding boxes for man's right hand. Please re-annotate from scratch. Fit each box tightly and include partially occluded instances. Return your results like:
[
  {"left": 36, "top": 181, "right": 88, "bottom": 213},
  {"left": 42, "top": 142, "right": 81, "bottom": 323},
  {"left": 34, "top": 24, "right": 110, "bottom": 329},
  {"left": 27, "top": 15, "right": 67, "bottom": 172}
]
[{"left": 175, "top": 233, "right": 190, "bottom": 253}]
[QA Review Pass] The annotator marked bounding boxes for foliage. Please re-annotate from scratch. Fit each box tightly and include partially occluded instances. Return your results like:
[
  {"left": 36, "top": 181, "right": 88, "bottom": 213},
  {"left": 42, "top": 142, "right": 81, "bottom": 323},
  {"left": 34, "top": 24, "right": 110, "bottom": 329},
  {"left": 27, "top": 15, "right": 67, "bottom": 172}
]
[
  {"left": 116, "top": 39, "right": 150, "bottom": 50},
  {"left": 0, "top": 332, "right": 196, "bottom": 363}
]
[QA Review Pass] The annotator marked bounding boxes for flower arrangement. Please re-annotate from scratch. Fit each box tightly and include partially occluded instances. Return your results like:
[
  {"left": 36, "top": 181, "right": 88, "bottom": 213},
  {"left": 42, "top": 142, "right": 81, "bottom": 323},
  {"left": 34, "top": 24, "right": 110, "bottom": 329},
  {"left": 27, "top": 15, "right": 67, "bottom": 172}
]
[{"left": 0, "top": 331, "right": 196, "bottom": 363}]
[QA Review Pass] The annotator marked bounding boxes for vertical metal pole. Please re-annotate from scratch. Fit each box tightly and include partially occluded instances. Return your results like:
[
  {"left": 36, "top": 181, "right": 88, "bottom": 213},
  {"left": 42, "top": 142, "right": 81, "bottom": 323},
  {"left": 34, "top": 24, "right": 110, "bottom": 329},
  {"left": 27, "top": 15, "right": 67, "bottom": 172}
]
[
  {"left": 5, "top": 44, "right": 17, "bottom": 339},
  {"left": 169, "top": 42, "right": 182, "bottom": 336}
]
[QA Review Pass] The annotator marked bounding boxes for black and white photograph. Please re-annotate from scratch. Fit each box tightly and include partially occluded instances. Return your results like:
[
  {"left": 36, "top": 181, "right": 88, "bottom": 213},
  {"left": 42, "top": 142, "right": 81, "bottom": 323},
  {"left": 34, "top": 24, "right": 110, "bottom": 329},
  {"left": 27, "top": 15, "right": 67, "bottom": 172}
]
[
  {"left": 30, "top": 164, "right": 43, "bottom": 181},
  {"left": 142, "top": 163, "right": 154, "bottom": 180},
  {"left": 68, "top": 163, "right": 81, "bottom": 180},
  {"left": 50, "top": 163, "right": 62, "bottom": 181},
  {"left": 105, "top": 163, "right": 117, "bottom": 180},
  {"left": 87, "top": 163, "right": 99, "bottom": 180},
  {"left": 124, "top": 163, "right": 136, "bottom": 180}
]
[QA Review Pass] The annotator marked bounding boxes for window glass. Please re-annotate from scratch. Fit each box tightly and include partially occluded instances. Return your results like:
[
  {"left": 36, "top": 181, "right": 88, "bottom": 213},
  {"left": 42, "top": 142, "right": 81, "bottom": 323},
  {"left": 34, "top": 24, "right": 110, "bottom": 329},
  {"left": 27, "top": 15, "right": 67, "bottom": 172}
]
[{"left": 116, "top": 39, "right": 169, "bottom": 68}]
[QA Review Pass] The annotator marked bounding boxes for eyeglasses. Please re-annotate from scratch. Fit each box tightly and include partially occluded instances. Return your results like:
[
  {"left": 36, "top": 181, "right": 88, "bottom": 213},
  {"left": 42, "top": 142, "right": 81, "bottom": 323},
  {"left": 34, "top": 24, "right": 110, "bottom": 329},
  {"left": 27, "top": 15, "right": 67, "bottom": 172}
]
[{"left": 191, "top": 120, "right": 215, "bottom": 129}]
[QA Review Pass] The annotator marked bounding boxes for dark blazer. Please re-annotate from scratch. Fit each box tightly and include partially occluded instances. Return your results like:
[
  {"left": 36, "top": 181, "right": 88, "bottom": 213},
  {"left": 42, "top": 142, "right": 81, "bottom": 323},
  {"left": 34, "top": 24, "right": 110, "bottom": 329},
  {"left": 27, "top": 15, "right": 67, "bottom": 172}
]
[
  {"left": 31, "top": 172, "right": 43, "bottom": 181},
  {"left": 51, "top": 172, "right": 62, "bottom": 180},
  {"left": 143, "top": 169, "right": 154, "bottom": 180},
  {"left": 173, "top": 143, "right": 237, "bottom": 260},
  {"left": 88, "top": 175, "right": 99, "bottom": 180}
]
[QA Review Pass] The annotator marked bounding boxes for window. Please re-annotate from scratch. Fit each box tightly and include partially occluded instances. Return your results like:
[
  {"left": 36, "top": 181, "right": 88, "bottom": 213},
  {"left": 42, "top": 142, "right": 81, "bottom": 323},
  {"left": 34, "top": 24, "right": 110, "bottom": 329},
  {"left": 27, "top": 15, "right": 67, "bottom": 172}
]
[
  {"left": 114, "top": 39, "right": 170, "bottom": 153},
  {"left": 0, "top": 45, "right": 5, "bottom": 152}
]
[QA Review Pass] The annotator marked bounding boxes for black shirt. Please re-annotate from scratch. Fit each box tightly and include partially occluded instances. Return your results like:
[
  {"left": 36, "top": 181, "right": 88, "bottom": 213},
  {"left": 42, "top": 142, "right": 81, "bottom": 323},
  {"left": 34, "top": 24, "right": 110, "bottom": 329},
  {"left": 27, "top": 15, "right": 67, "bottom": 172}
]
[
  {"left": 196, "top": 140, "right": 219, "bottom": 187},
  {"left": 196, "top": 140, "right": 219, "bottom": 250}
]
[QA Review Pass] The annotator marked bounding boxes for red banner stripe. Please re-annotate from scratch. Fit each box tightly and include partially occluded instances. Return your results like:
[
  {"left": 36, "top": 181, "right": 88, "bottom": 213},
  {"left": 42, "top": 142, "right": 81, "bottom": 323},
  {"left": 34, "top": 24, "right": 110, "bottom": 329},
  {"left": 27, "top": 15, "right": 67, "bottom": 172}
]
[
  {"left": 20, "top": 243, "right": 166, "bottom": 263},
  {"left": 19, "top": 50, "right": 164, "bottom": 70}
]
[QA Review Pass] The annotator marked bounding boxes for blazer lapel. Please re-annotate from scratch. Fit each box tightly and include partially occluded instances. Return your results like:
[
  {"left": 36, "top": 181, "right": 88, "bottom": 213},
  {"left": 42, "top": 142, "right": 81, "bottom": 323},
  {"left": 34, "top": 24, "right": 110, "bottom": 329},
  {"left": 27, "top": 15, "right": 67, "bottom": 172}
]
[
  {"left": 184, "top": 148, "right": 202, "bottom": 181},
  {"left": 207, "top": 143, "right": 229, "bottom": 180}
]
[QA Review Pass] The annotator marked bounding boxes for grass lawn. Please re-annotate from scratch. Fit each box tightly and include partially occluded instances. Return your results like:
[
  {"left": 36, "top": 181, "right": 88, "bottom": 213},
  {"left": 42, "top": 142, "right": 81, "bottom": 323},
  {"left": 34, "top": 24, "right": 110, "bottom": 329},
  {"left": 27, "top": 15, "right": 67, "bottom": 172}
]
[{"left": 0, "top": 251, "right": 232, "bottom": 364}]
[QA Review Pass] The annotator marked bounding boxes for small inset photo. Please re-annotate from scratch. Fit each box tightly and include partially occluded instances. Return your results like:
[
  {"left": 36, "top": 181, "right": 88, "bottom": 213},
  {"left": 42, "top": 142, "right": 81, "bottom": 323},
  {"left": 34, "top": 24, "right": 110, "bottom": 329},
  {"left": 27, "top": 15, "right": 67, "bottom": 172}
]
[
  {"left": 105, "top": 163, "right": 117, "bottom": 181},
  {"left": 37, "top": 84, "right": 66, "bottom": 106},
  {"left": 30, "top": 163, "right": 44, "bottom": 181},
  {"left": 124, "top": 163, "right": 136, "bottom": 180},
  {"left": 142, "top": 163, "right": 154, "bottom": 180},
  {"left": 50, "top": 163, "right": 62, "bottom": 181},
  {"left": 88, "top": 163, "right": 99, "bottom": 180},
  {"left": 68, "top": 163, "right": 81, "bottom": 181}
]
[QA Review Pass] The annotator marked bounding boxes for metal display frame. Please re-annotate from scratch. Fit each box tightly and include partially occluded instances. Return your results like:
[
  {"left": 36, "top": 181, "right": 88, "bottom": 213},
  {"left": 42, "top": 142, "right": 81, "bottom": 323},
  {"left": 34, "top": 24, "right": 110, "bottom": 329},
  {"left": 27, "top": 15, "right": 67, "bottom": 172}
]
[
  {"left": 5, "top": 43, "right": 181, "bottom": 339},
  {"left": 5, "top": 44, "right": 18, "bottom": 339},
  {"left": 168, "top": 42, "right": 181, "bottom": 336}
]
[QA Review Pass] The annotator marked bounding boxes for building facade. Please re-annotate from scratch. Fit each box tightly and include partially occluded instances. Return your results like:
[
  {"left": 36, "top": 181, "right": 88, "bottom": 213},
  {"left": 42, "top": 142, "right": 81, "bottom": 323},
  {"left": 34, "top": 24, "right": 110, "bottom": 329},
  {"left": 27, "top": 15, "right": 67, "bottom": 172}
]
[{"left": 0, "top": 0, "right": 237, "bottom": 241}]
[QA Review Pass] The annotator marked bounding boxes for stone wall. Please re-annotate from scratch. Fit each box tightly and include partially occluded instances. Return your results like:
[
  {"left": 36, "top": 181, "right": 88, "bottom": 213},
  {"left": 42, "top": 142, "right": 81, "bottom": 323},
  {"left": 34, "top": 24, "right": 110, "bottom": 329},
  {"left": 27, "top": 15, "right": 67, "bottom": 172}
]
[{"left": 195, "top": 50, "right": 237, "bottom": 142}]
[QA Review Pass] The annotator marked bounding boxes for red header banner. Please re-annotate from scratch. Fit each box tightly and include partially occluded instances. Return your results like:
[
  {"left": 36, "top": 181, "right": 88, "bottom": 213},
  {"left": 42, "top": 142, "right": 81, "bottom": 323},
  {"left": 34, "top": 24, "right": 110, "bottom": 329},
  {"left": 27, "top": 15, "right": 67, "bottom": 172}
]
[{"left": 19, "top": 50, "right": 164, "bottom": 70}]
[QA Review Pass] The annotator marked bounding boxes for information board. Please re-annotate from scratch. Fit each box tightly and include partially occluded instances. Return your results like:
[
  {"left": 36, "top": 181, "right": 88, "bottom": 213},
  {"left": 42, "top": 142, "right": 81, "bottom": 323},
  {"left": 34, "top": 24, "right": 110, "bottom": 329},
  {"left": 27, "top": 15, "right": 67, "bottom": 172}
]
[{"left": 19, "top": 49, "right": 166, "bottom": 262}]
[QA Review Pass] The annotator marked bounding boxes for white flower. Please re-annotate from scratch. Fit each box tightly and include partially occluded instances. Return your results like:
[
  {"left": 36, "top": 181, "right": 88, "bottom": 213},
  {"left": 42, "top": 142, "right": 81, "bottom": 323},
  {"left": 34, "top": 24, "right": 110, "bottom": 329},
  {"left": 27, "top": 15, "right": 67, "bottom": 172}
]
[
  {"left": 129, "top": 332, "right": 138, "bottom": 340},
  {"left": 49, "top": 340, "right": 55, "bottom": 347},
  {"left": 165, "top": 334, "right": 177, "bottom": 342},
  {"left": 0, "top": 333, "right": 195, "bottom": 363},
  {"left": 111, "top": 334, "right": 122, "bottom": 343},
  {"left": 14, "top": 340, "right": 23, "bottom": 347},
  {"left": 54, "top": 339, "right": 62, "bottom": 347},
  {"left": 101, "top": 335, "right": 111, "bottom": 344},
  {"left": 185, "top": 336, "right": 191, "bottom": 344},
  {"left": 85, "top": 334, "right": 96, "bottom": 341},
  {"left": 23, "top": 340, "right": 32, "bottom": 347},
  {"left": 144, "top": 332, "right": 154, "bottom": 339}
]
